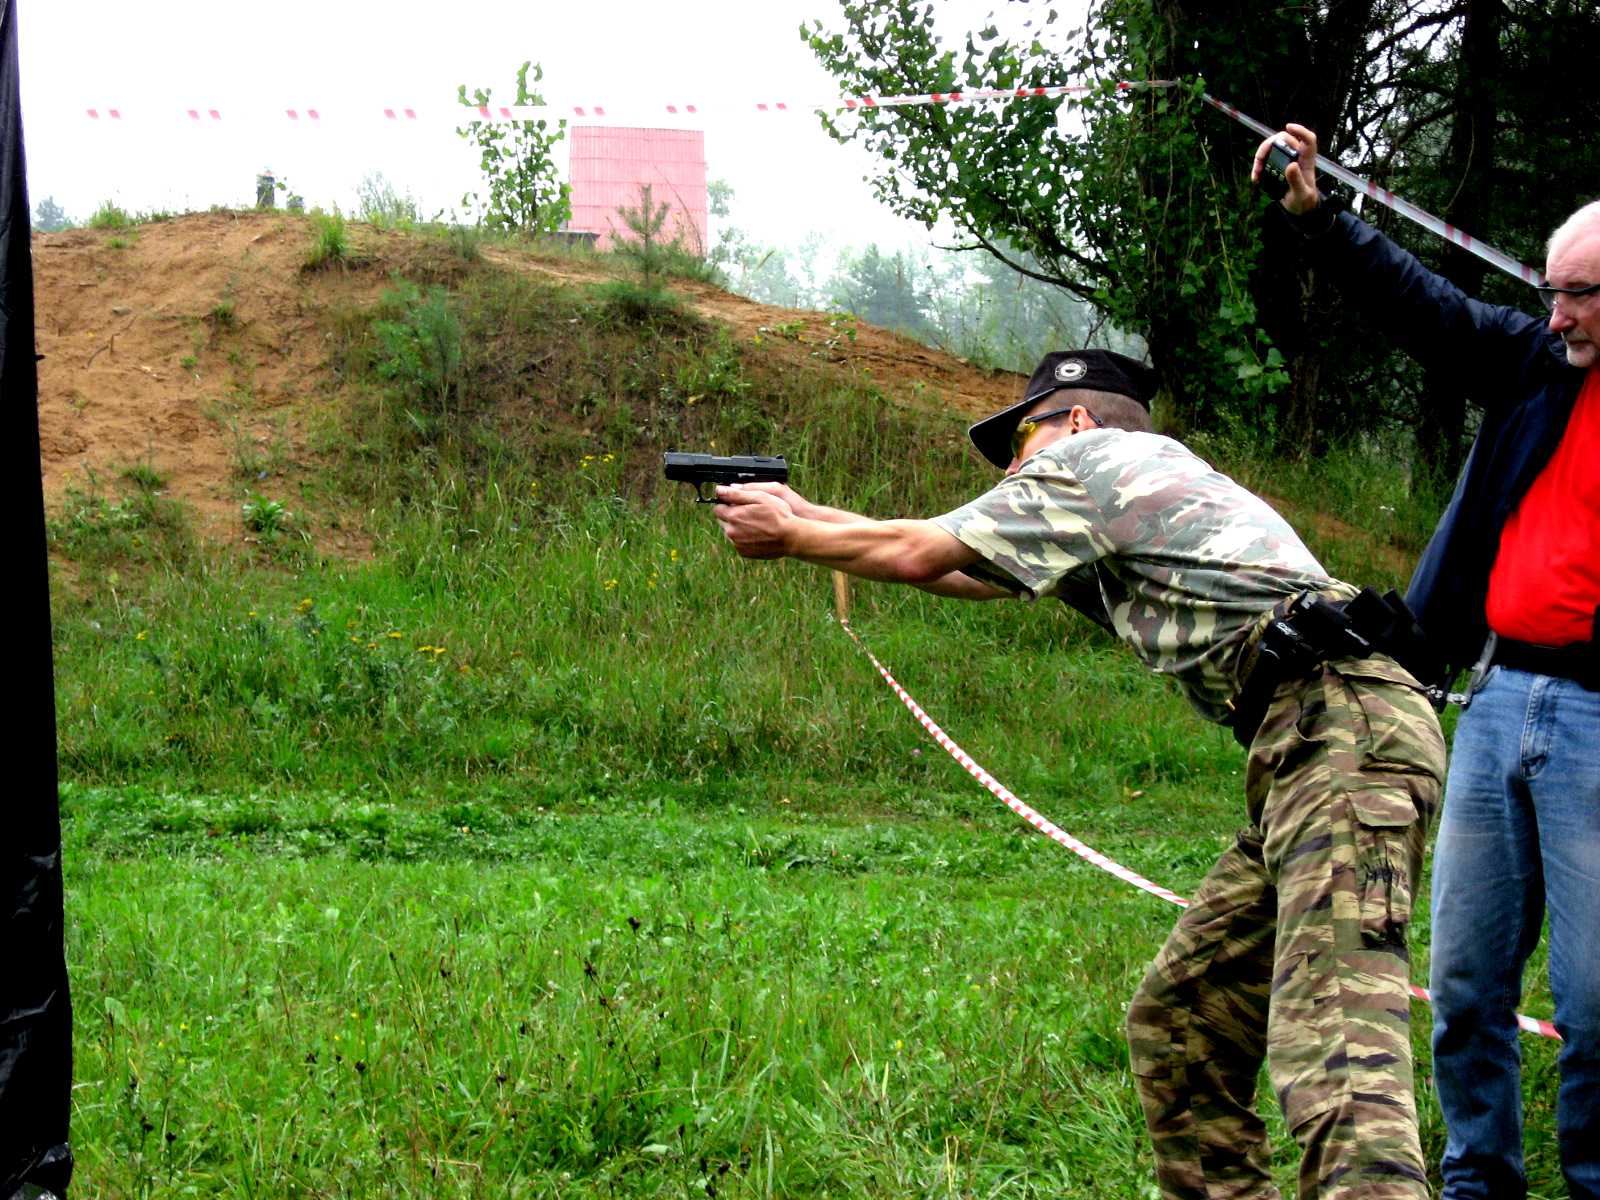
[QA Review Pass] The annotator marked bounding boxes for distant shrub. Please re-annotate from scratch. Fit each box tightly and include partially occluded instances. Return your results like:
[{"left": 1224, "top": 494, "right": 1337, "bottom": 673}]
[
  {"left": 456, "top": 61, "right": 571, "bottom": 234},
  {"left": 357, "top": 172, "right": 420, "bottom": 230}
]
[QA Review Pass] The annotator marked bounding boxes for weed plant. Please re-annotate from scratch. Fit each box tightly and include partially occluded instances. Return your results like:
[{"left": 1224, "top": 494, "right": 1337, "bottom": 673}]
[
  {"left": 88, "top": 200, "right": 132, "bottom": 230},
  {"left": 305, "top": 209, "right": 351, "bottom": 270},
  {"left": 48, "top": 475, "right": 193, "bottom": 572},
  {"left": 51, "top": 245, "right": 1562, "bottom": 1197}
]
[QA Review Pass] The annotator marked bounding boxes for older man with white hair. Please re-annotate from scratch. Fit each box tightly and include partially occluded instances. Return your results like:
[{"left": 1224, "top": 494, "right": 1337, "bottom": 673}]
[{"left": 1255, "top": 125, "right": 1600, "bottom": 1200}]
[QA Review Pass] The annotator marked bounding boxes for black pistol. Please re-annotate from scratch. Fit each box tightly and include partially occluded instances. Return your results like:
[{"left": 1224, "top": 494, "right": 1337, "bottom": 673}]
[{"left": 663, "top": 451, "right": 789, "bottom": 503}]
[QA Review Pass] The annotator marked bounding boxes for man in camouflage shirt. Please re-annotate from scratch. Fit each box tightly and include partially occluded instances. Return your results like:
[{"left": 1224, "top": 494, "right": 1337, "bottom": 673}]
[{"left": 713, "top": 349, "right": 1446, "bottom": 1199}]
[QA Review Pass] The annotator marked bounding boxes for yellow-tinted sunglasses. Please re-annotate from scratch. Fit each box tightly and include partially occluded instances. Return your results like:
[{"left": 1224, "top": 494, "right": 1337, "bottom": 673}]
[{"left": 1011, "top": 405, "right": 1103, "bottom": 458}]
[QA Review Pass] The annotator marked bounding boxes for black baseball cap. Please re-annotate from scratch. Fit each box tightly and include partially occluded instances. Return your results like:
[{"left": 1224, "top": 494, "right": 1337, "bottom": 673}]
[{"left": 968, "top": 349, "right": 1159, "bottom": 468}]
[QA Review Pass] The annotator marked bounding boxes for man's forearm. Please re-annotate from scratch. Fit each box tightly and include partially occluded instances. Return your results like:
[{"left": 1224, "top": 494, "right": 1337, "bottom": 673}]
[
  {"left": 785, "top": 515, "right": 979, "bottom": 584},
  {"left": 791, "top": 498, "right": 870, "bottom": 525},
  {"left": 914, "top": 571, "right": 1012, "bottom": 601}
]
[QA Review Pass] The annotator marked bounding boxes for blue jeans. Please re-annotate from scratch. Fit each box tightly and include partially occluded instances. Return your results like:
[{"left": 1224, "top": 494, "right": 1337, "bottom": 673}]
[{"left": 1430, "top": 666, "right": 1600, "bottom": 1199}]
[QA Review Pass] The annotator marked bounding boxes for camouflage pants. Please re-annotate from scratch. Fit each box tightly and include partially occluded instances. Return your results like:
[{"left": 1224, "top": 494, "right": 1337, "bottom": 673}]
[{"left": 1126, "top": 656, "right": 1446, "bottom": 1199}]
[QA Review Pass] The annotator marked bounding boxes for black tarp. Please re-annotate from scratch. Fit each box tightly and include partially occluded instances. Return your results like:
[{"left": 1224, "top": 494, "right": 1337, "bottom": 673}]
[{"left": 0, "top": 0, "right": 73, "bottom": 1196}]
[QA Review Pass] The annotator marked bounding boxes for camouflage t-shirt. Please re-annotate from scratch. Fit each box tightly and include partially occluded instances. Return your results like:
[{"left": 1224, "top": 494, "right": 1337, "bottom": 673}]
[{"left": 932, "top": 430, "right": 1354, "bottom": 723}]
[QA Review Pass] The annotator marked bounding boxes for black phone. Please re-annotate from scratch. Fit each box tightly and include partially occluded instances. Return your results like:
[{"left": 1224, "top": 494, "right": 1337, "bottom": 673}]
[{"left": 1265, "top": 139, "right": 1299, "bottom": 181}]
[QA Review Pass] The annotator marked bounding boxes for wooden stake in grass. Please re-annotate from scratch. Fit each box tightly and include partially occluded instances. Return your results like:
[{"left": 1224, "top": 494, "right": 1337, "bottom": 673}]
[{"left": 832, "top": 570, "right": 851, "bottom": 624}]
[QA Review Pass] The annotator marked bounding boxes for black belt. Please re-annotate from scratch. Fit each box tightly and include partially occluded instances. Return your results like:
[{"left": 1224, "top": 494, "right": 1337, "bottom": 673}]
[
  {"left": 1226, "top": 587, "right": 1444, "bottom": 748},
  {"left": 1491, "top": 637, "right": 1599, "bottom": 690}
]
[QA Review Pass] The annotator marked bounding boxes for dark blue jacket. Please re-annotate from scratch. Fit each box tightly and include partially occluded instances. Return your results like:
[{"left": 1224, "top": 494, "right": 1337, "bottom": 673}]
[{"left": 1267, "top": 204, "right": 1587, "bottom": 679}]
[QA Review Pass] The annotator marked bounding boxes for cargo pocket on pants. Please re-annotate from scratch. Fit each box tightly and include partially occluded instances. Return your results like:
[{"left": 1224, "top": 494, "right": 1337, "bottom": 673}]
[{"left": 1350, "top": 783, "right": 1419, "bottom": 948}]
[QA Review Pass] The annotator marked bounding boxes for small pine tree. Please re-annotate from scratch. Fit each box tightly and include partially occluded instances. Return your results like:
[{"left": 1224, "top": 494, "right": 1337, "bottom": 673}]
[
  {"left": 613, "top": 183, "right": 674, "bottom": 287},
  {"left": 33, "top": 195, "right": 70, "bottom": 232}
]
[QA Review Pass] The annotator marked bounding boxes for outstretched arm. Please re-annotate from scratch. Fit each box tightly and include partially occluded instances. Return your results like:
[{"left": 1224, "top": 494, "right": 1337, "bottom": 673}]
[{"left": 713, "top": 484, "right": 1010, "bottom": 600}]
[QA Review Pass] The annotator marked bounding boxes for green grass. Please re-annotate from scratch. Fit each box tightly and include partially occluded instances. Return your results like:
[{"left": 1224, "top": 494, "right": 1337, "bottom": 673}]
[
  {"left": 49, "top": 242, "right": 1566, "bottom": 1197},
  {"left": 66, "top": 820, "right": 1167, "bottom": 1198}
]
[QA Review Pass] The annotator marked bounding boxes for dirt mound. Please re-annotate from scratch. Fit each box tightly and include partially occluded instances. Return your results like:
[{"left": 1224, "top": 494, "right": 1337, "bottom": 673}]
[{"left": 34, "top": 212, "right": 1022, "bottom": 554}]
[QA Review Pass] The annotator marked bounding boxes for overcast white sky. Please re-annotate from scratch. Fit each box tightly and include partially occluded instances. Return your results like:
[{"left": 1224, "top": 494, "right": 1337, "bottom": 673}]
[{"left": 19, "top": 0, "right": 1065, "bottom": 259}]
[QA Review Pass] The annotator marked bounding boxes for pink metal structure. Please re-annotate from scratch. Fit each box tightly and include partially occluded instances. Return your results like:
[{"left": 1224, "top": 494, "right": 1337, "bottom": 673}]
[{"left": 567, "top": 127, "right": 708, "bottom": 252}]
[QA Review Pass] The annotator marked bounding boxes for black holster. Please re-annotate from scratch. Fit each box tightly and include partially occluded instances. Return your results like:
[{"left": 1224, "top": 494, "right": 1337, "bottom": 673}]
[{"left": 1227, "top": 588, "right": 1446, "bottom": 748}]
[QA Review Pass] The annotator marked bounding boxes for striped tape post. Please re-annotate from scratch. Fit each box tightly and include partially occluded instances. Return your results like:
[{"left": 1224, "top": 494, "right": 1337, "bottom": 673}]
[{"left": 835, "top": 615, "right": 1562, "bottom": 1041}]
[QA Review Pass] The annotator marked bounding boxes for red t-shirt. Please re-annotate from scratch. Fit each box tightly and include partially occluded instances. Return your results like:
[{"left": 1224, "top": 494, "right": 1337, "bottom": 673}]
[{"left": 1486, "top": 368, "right": 1600, "bottom": 646}]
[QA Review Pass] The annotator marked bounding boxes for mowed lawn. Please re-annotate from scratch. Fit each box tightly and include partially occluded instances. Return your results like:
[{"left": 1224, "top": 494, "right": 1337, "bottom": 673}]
[{"left": 59, "top": 669, "right": 1563, "bottom": 1197}]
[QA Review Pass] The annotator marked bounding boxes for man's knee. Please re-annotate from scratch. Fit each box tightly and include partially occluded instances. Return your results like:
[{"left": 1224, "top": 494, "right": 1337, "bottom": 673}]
[{"left": 1127, "top": 963, "right": 1183, "bottom": 1079}]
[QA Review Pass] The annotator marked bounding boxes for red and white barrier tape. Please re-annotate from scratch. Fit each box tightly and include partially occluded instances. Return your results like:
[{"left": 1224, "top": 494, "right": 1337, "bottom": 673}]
[
  {"left": 80, "top": 84, "right": 1118, "bottom": 127},
  {"left": 1201, "top": 95, "right": 1545, "bottom": 286},
  {"left": 838, "top": 615, "right": 1192, "bottom": 908},
  {"left": 80, "top": 83, "right": 1544, "bottom": 286},
  {"left": 836, "top": 616, "right": 1562, "bottom": 1041}
]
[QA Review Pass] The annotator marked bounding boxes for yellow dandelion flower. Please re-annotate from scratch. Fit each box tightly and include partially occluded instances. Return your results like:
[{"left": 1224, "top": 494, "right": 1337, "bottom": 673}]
[
  {"left": 669, "top": 548, "right": 679, "bottom": 562},
  {"left": 386, "top": 631, "right": 402, "bottom": 639},
  {"left": 296, "top": 598, "right": 314, "bottom": 613},
  {"left": 604, "top": 579, "right": 618, "bottom": 590},
  {"left": 135, "top": 631, "right": 147, "bottom": 641}
]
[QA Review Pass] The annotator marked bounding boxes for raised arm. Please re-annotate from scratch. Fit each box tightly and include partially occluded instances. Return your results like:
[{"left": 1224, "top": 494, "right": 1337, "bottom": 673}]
[{"left": 1252, "top": 124, "right": 1557, "bottom": 402}]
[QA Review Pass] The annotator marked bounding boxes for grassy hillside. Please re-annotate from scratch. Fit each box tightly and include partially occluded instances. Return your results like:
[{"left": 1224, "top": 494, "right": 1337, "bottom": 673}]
[{"left": 42, "top": 213, "right": 1561, "bottom": 1198}]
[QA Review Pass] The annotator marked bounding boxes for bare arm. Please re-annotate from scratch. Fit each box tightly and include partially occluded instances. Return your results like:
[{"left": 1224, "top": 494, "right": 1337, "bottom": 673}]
[
  {"left": 913, "top": 570, "right": 1012, "bottom": 601},
  {"left": 713, "top": 484, "right": 1010, "bottom": 600}
]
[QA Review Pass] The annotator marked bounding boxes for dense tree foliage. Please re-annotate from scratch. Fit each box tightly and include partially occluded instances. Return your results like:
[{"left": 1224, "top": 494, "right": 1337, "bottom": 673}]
[
  {"left": 804, "top": 0, "right": 1600, "bottom": 472},
  {"left": 828, "top": 244, "right": 934, "bottom": 340},
  {"left": 804, "top": 1, "right": 1290, "bottom": 433}
]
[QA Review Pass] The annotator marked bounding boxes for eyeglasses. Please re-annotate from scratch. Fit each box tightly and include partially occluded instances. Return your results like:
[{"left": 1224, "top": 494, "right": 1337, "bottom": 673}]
[
  {"left": 1011, "top": 405, "right": 1104, "bottom": 458},
  {"left": 1535, "top": 280, "right": 1600, "bottom": 313}
]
